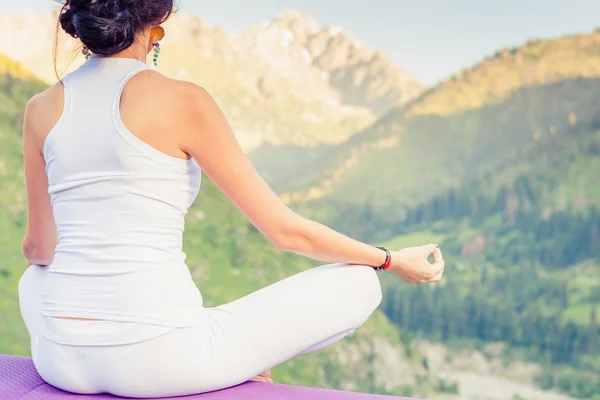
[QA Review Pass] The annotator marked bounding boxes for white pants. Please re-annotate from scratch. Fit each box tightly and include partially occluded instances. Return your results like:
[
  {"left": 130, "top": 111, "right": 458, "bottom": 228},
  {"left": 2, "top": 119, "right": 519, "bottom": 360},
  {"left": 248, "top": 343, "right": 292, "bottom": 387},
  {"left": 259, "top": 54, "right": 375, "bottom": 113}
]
[{"left": 19, "top": 263, "right": 382, "bottom": 398}]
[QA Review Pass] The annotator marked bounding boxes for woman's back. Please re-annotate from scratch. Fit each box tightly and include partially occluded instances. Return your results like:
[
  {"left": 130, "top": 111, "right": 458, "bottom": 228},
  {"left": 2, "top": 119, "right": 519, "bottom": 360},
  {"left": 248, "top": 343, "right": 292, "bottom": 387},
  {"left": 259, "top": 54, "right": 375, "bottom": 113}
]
[{"left": 42, "top": 57, "right": 206, "bottom": 327}]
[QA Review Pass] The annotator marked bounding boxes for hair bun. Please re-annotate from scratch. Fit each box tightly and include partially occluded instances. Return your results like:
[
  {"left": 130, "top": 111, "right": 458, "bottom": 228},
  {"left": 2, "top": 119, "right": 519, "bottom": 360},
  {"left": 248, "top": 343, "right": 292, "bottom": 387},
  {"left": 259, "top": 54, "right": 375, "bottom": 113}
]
[
  {"left": 59, "top": 0, "right": 136, "bottom": 55},
  {"left": 58, "top": 0, "right": 174, "bottom": 56}
]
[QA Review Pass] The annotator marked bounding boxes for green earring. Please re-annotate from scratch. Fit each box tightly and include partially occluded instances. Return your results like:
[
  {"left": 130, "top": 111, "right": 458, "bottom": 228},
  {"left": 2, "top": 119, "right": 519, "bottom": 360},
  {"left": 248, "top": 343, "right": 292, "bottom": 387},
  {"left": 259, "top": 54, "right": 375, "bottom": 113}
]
[
  {"left": 82, "top": 45, "right": 91, "bottom": 60},
  {"left": 152, "top": 42, "right": 160, "bottom": 67}
]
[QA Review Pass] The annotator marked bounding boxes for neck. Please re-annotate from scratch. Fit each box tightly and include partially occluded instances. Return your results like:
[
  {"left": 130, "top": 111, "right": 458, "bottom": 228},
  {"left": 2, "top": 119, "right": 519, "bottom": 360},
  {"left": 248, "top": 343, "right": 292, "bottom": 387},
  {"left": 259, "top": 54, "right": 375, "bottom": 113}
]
[{"left": 90, "top": 35, "right": 150, "bottom": 63}]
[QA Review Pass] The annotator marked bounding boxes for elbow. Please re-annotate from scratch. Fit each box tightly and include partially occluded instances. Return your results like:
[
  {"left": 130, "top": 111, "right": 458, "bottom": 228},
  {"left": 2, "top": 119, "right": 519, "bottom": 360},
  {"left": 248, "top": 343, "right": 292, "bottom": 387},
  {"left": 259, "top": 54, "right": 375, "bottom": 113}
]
[
  {"left": 22, "top": 239, "right": 55, "bottom": 266},
  {"left": 269, "top": 213, "right": 310, "bottom": 253},
  {"left": 271, "top": 233, "right": 294, "bottom": 252}
]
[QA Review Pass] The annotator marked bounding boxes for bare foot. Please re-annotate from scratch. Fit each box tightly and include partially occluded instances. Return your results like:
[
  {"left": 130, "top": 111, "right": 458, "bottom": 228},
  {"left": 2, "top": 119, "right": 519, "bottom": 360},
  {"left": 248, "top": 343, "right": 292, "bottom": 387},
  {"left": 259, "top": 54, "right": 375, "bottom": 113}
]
[{"left": 250, "top": 369, "right": 273, "bottom": 383}]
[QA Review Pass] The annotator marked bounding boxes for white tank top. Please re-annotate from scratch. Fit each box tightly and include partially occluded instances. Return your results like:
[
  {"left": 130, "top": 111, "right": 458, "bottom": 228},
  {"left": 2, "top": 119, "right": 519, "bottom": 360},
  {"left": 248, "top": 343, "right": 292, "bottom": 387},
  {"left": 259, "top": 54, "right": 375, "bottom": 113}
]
[{"left": 41, "top": 57, "right": 207, "bottom": 328}]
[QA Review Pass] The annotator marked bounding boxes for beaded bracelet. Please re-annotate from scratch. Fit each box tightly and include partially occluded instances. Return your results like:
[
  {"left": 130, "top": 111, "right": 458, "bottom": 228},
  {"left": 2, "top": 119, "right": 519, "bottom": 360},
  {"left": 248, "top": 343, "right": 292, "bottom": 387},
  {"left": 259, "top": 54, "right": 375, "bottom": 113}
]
[{"left": 374, "top": 246, "right": 391, "bottom": 272}]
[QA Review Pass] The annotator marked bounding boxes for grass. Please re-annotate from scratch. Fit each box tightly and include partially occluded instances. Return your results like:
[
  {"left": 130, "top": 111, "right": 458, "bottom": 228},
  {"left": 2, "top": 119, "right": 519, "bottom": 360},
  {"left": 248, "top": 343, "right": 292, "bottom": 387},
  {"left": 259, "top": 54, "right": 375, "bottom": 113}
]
[{"left": 563, "top": 302, "right": 595, "bottom": 325}]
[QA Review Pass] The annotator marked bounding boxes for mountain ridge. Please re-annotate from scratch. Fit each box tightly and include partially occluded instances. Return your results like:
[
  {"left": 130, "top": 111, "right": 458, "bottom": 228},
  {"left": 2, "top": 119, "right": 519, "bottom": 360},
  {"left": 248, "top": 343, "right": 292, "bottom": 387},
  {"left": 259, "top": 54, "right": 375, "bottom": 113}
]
[
  {"left": 0, "top": 10, "right": 423, "bottom": 150},
  {"left": 277, "top": 30, "right": 600, "bottom": 207}
]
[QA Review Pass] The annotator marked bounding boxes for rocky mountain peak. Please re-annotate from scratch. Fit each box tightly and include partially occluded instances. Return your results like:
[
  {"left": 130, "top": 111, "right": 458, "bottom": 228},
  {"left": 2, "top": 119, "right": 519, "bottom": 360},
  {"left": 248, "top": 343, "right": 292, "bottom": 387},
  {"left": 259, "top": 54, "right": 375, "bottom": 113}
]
[
  {"left": 268, "top": 9, "right": 321, "bottom": 38},
  {"left": 0, "top": 10, "right": 423, "bottom": 148}
]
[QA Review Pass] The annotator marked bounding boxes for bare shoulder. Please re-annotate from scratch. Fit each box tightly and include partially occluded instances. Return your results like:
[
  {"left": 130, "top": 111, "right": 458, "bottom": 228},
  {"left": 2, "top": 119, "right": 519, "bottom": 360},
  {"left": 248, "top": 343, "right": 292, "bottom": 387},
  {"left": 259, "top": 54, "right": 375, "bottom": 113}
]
[
  {"left": 26, "top": 82, "right": 63, "bottom": 114},
  {"left": 124, "top": 70, "right": 215, "bottom": 117},
  {"left": 121, "top": 70, "right": 221, "bottom": 151},
  {"left": 126, "top": 70, "right": 209, "bottom": 99},
  {"left": 24, "top": 83, "right": 64, "bottom": 142}
]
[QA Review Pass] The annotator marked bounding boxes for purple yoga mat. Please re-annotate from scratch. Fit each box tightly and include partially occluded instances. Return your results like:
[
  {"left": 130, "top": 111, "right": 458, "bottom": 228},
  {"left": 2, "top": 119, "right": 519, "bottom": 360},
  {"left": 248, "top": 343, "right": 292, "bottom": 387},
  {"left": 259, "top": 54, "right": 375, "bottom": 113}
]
[{"left": 0, "top": 354, "right": 414, "bottom": 400}]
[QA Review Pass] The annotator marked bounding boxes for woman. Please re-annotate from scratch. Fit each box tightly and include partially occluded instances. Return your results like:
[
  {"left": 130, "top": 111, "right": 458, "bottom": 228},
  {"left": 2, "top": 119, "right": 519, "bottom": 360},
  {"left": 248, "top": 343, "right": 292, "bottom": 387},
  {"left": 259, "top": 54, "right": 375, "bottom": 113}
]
[{"left": 18, "top": 0, "right": 445, "bottom": 397}]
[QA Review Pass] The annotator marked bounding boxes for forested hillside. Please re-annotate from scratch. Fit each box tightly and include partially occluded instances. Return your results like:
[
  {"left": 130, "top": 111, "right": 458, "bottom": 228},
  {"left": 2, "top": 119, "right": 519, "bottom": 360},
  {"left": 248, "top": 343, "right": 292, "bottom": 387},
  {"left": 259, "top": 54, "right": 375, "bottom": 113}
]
[
  {"left": 277, "top": 31, "right": 600, "bottom": 399},
  {"left": 280, "top": 32, "right": 600, "bottom": 211},
  {"left": 373, "top": 88, "right": 599, "bottom": 399}
]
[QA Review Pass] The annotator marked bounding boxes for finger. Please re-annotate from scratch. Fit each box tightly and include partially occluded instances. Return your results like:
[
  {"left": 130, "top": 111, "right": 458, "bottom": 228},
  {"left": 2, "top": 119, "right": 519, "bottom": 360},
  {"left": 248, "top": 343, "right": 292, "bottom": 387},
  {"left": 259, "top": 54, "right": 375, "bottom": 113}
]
[
  {"left": 435, "top": 267, "right": 444, "bottom": 279},
  {"left": 259, "top": 370, "right": 271, "bottom": 378},
  {"left": 428, "top": 269, "right": 443, "bottom": 282},
  {"left": 431, "top": 260, "right": 444, "bottom": 273},
  {"left": 421, "top": 243, "right": 438, "bottom": 255},
  {"left": 430, "top": 247, "right": 445, "bottom": 274},
  {"left": 418, "top": 260, "right": 441, "bottom": 280},
  {"left": 433, "top": 246, "right": 444, "bottom": 265}
]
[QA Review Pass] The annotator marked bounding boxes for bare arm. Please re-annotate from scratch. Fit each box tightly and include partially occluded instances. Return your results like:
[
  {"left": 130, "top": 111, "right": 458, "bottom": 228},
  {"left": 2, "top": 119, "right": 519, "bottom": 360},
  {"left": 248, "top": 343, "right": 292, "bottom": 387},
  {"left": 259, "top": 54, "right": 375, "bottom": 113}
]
[
  {"left": 180, "top": 85, "right": 391, "bottom": 269},
  {"left": 22, "top": 91, "right": 59, "bottom": 266}
]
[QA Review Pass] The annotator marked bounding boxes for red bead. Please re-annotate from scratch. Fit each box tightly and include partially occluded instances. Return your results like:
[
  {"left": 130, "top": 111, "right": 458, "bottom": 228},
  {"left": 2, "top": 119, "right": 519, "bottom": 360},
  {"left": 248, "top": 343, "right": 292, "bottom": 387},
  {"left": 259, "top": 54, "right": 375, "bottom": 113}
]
[{"left": 383, "top": 258, "right": 391, "bottom": 270}]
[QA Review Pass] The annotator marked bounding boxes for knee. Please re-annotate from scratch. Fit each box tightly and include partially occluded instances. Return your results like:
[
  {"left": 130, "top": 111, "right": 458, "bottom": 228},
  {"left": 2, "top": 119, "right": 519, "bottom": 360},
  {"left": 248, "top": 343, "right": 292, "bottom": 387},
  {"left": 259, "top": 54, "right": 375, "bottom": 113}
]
[
  {"left": 310, "top": 263, "right": 382, "bottom": 329},
  {"left": 342, "top": 265, "right": 382, "bottom": 326},
  {"left": 359, "top": 266, "right": 383, "bottom": 315}
]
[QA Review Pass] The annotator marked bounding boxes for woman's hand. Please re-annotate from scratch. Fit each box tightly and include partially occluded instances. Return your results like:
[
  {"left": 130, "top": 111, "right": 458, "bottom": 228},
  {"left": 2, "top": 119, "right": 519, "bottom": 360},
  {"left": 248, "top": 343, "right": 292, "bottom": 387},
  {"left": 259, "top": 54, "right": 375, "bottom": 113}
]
[{"left": 389, "top": 244, "right": 445, "bottom": 284}]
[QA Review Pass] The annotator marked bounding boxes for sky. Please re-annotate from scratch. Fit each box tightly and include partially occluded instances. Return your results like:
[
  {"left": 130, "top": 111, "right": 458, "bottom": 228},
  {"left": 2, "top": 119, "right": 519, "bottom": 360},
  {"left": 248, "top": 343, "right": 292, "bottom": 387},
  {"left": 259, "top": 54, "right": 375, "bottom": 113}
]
[{"left": 3, "top": 0, "right": 600, "bottom": 86}]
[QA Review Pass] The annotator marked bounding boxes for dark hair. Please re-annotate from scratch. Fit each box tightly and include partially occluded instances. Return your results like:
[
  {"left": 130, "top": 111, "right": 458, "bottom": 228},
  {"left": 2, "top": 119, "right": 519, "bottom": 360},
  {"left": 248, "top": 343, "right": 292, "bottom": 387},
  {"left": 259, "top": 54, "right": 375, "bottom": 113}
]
[{"left": 58, "top": 0, "right": 174, "bottom": 56}]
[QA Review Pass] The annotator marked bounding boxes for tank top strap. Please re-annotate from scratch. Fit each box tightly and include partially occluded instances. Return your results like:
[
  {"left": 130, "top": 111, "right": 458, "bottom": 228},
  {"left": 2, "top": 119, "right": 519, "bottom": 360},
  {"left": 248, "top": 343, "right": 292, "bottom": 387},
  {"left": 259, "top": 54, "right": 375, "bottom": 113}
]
[
  {"left": 44, "top": 58, "right": 151, "bottom": 156},
  {"left": 111, "top": 60, "right": 152, "bottom": 108},
  {"left": 66, "top": 58, "right": 150, "bottom": 119}
]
